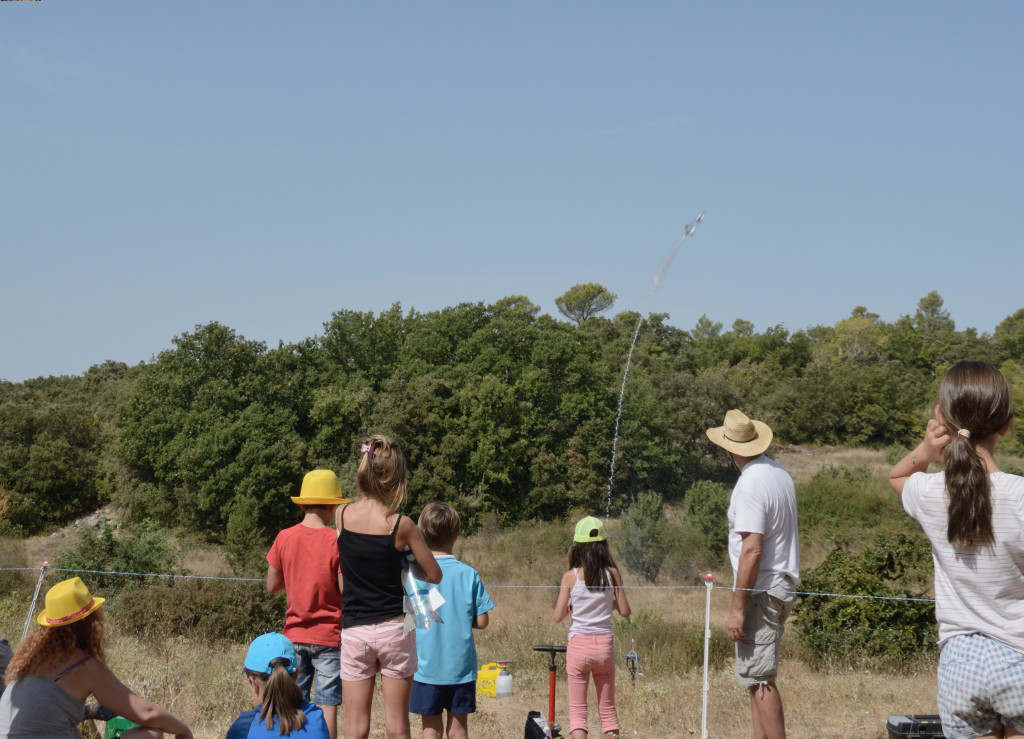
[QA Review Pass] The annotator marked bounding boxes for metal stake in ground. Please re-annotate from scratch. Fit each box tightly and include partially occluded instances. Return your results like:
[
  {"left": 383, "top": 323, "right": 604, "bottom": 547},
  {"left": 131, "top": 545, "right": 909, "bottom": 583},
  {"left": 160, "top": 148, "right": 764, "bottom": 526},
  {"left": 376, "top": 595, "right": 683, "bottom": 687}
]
[
  {"left": 701, "top": 573, "right": 716, "bottom": 739},
  {"left": 22, "top": 561, "right": 49, "bottom": 640}
]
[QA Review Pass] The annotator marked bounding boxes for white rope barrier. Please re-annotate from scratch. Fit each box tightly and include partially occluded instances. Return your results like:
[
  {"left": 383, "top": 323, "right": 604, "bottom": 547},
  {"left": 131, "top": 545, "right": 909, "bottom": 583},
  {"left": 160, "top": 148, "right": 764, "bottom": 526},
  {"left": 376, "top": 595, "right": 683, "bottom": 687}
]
[{"left": 0, "top": 565, "right": 936, "bottom": 602}]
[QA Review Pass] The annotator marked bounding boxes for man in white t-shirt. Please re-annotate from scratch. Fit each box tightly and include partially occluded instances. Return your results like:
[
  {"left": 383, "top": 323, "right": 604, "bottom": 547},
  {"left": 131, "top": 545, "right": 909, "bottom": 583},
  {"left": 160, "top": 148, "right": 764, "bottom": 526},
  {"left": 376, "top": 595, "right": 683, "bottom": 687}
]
[{"left": 706, "top": 409, "right": 800, "bottom": 739}]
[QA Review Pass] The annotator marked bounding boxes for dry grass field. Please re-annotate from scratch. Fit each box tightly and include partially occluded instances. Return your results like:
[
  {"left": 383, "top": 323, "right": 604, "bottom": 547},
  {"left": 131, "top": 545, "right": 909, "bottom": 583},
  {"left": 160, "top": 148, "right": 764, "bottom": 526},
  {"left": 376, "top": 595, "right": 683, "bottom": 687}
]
[
  {"left": 34, "top": 584, "right": 935, "bottom": 739},
  {"left": 0, "top": 583, "right": 934, "bottom": 739},
  {"left": 2, "top": 445, "right": 967, "bottom": 738}
]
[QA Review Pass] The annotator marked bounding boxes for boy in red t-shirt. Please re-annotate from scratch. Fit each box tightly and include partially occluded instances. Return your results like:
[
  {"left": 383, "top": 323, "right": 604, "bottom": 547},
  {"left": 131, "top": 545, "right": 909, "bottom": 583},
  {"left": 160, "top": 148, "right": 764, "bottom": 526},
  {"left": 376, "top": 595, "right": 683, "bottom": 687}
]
[{"left": 267, "top": 469, "right": 349, "bottom": 739}]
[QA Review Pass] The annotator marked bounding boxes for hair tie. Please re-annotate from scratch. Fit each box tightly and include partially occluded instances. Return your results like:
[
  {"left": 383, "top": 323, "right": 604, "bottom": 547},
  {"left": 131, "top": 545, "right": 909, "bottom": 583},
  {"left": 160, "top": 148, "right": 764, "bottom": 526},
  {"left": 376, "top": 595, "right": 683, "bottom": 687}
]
[
  {"left": 361, "top": 442, "right": 375, "bottom": 460},
  {"left": 957, "top": 428, "right": 971, "bottom": 439}
]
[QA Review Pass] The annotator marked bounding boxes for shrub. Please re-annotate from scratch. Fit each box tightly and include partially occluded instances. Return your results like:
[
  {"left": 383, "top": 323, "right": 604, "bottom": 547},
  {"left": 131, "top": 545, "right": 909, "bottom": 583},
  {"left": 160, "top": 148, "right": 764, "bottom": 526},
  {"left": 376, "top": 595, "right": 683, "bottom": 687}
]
[
  {"left": 109, "top": 579, "right": 286, "bottom": 642},
  {"left": 683, "top": 480, "right": 730, "bottom": 558},
  {"left": 1003, "top": 461, "right": 1024, "bottom": 477},
  {"left": 0, "top": 537, "right": 33, "bottom": 599},
  {"left": 659, "top": 520, "right": 723, "bottom": 581},
  {"left": 225, "top": 494, "right": 272, "bottom": 577},
  {"left": 617, "top": 492, "right": 669, "bottom": 582},
  {"left": 797, "top": 465, "right": 903, "bottom": 546},
  {"left": 794, "top": 532, "right": 936, "bottom": 670},
  {"left": 54, "top": 518, "right": 181, "bottom": 596},
  {"left": 885, "top": 443, "right": 910, "bottom": 466}
]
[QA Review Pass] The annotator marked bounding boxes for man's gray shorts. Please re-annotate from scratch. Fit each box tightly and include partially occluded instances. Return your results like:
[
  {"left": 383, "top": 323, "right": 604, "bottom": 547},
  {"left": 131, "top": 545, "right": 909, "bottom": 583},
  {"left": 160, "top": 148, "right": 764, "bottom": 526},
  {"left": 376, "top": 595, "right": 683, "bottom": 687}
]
[{"left": 735, "top": 576, "right": 795, "bottom": 688}]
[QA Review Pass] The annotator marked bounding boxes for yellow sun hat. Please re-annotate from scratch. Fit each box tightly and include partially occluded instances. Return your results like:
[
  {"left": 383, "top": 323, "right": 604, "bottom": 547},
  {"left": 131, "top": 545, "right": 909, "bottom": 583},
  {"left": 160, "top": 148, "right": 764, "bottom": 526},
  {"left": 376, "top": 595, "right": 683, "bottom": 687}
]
[
  {"left": 38, "top": 577, "right": 105, "bottom": 627},
  {"left": 290, "top": 469, "right": 350, "bottom": 506}
]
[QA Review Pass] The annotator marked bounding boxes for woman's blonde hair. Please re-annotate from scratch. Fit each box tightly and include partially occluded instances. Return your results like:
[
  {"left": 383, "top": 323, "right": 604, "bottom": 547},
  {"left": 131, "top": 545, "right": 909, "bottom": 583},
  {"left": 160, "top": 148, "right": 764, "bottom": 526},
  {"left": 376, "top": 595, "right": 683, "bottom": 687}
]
[
  {"left": 247, "top": 659, "right": 307, "bottom": 736},
  {"left": 939, "top": 360, "right": 1014, "bottom": 547},
  {"left": 5, "top": 610, "right": 106, "bottom": 683},
  {"left": 356, "top": 435, "right": 407, "bottom": 512}
]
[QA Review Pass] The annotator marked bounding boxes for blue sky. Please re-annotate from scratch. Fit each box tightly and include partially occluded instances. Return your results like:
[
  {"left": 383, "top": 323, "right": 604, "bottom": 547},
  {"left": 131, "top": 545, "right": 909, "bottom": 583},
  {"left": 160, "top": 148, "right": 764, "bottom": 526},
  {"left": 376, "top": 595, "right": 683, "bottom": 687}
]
[{"left": 3, "top": 2, "right": 1022, "bottom": 382}]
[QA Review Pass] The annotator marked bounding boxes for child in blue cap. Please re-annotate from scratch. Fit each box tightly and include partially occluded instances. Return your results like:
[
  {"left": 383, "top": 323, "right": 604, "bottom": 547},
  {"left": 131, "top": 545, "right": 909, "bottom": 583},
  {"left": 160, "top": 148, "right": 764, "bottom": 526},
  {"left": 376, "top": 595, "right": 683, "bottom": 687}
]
[{"left": 226, "top": 633, "right": 331, "bottom": 739}]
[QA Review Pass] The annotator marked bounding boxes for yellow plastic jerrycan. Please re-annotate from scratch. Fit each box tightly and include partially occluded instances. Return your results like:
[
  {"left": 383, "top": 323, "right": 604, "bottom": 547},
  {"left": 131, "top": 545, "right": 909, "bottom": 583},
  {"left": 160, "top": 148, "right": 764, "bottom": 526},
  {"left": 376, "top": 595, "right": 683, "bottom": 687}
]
[{"left": 476, "top": 662, "right": 501, "bottom": 697}]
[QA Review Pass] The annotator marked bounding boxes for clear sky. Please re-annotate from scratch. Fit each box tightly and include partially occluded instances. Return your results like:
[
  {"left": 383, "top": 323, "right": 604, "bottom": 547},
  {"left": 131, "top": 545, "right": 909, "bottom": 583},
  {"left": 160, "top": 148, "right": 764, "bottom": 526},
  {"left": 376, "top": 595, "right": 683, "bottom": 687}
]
[{"left": 3, "top": 2, "right": 1022, "bottom": 382}]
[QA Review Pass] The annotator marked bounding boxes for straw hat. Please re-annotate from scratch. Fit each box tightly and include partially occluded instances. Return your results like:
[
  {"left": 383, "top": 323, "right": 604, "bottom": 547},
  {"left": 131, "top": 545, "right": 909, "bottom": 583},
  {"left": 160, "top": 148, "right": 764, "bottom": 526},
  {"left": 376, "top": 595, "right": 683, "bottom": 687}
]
[
  {"left": 705, "top": 409, "right": 774, "bottom": 457},
  {"left": 38, "top": 577, "right": 105, "bottom": 627},
  {"left": 573, "top": 516, "right": 607, "bottom": 543},
  {"left": 290, "top": 469, "right": 349, "bottom": 506}
]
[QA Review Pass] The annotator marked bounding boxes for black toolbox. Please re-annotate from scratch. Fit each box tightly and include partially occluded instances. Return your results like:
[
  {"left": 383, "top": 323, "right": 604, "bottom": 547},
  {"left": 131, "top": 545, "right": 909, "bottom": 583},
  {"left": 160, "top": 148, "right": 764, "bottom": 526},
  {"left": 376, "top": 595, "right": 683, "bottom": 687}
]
[{"left": 886, "top": 715, "right": 943, "bottom": 738}]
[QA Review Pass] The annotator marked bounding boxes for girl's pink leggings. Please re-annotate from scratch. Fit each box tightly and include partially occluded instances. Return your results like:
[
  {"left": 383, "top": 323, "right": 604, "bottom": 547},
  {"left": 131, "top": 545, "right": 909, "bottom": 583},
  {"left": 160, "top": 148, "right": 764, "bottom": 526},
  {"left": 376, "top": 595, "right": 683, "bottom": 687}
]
[{"left": 566, "top": 633, "right": 619, "bottom": 735}]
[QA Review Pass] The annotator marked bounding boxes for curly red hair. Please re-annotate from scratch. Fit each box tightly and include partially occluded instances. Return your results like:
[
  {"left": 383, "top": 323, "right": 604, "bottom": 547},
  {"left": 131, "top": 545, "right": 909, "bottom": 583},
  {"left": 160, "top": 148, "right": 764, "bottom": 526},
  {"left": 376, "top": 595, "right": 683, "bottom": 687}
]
[{"left": 5, "top": 610, "right": 106, "bottom": 683}]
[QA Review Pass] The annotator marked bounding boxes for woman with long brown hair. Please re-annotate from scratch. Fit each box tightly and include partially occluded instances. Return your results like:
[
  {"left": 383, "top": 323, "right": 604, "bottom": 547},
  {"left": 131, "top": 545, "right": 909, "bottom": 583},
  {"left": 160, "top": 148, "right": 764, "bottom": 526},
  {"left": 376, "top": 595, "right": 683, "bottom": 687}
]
[
  {"left": 890, "top": 360, "right": 1024, "bottom": 739},
  {"left": 0, "top": 577, "right": 191, "bottom": 739}
]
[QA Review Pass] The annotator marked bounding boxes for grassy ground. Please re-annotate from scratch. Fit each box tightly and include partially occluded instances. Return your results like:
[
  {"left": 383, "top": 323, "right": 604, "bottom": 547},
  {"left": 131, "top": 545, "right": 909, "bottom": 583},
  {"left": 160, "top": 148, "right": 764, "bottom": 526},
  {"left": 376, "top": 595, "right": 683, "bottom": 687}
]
[
  {"left": 45, "top": 586, "right": 936, "bottom": 738},
  {"left": 2, "top": 445, "right": 960, "bottom": 738}
]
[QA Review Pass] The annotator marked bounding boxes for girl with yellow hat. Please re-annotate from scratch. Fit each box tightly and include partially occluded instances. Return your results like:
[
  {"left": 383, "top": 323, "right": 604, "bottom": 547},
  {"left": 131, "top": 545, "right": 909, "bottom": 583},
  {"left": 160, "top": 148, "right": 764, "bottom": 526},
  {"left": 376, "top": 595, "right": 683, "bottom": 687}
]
[{"left": 0, "top": 577, "right": 192, "bottom": 739}]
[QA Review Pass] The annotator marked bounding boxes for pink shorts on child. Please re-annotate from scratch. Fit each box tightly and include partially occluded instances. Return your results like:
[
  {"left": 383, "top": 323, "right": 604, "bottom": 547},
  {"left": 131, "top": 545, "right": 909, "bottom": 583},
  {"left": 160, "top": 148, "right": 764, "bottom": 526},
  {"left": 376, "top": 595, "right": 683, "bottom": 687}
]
[{"left": 340, "top": 615, "right": 417, "bottom": 681}]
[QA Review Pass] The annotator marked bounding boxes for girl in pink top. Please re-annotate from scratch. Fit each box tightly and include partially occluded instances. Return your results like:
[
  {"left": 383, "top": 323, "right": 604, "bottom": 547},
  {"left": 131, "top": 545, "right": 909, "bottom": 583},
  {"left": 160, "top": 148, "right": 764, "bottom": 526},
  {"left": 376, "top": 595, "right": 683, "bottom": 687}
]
[{"left": 553, "top": 516, "right": 631, "bottom": 739}]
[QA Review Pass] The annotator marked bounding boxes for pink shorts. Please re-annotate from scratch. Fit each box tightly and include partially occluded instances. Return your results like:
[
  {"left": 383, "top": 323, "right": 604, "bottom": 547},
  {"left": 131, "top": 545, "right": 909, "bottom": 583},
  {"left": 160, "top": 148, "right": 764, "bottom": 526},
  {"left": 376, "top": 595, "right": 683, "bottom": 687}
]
[{"left": 340, "top": 616, "right": 417, "bottom": 681}]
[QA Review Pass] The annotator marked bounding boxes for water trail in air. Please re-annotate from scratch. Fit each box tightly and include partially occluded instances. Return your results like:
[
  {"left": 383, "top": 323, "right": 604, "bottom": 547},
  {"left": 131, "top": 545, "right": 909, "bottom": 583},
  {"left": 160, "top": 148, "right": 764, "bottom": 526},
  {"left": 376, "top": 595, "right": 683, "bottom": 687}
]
[{"left": 605, "top": 211, "right": 706, "bottom": 520}]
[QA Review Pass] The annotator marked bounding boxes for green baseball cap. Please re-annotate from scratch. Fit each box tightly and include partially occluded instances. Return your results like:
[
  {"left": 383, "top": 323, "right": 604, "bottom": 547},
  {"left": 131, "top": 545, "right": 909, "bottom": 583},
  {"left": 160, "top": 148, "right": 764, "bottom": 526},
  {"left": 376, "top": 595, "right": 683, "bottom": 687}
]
[{"left": 573, "top": 516, "right": 606, "bottom": 543}]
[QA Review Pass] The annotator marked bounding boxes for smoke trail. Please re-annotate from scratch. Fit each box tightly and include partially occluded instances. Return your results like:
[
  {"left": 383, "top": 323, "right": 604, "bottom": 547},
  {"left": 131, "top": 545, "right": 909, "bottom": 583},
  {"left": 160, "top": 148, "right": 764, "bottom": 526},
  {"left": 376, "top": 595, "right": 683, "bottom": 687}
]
[
  {"left": 606, "top": 211, "right": 707, "bottom": 519},
  {"left": 650, "top": 211, "right": 705, "bottom": 297}
]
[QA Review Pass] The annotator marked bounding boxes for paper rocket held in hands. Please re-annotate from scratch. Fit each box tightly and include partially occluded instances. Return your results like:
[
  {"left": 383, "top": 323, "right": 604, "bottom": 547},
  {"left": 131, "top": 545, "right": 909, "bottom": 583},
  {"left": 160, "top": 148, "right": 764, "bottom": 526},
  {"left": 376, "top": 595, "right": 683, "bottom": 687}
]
[{"left": 403, "top": 553, "right": 445, "bottom": 633}]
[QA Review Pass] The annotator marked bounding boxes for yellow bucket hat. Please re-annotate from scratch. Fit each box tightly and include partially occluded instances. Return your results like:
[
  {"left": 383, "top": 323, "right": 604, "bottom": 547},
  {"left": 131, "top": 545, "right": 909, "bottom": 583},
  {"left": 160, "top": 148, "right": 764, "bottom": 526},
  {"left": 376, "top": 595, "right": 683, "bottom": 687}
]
[
  {"left": 291, "top": 469, "right": 349, "bottom": 506},
  {"left": 38, "top": 577, "right": 105, "bottom": 627}
]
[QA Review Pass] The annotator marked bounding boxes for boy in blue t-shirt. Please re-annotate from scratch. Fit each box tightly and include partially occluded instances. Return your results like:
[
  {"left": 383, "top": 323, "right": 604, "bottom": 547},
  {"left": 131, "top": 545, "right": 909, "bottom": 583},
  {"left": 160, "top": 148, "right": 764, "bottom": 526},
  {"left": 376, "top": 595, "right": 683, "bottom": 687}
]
[{"left": 408, "top": 502, "right": 495, "bottom": 739}]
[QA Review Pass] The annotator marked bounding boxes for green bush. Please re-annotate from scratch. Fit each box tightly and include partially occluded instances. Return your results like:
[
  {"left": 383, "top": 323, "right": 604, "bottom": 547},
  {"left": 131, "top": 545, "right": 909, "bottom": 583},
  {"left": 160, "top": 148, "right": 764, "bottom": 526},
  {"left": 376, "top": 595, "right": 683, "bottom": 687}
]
[
  {"left": 659, "top": 520, "right": 724, "bottom": 581},
  {"left": 225, "top": 494, "right": 272, "bottom": 577},
  {"left": 1002, "top": 461, "right": 1024, "bottom": 477},
  {"left": 885, "top": 444, "right": 910, "bottom": 466},
  {"left": 617, "top": 492, "right": 669, "bottom": 582},
  {"left": 109, "top": 579, "right": 286, "bottom": 642},
  {"left": 797, "top": 466, "right": 903, "bottom": 546},
  {"left": 0, "top": 537, "right": 34, "bottom": 599},
  {"left": 683, "top": 480, "right": 730, "bottom": 558},
  {"left": 794, "top": 532, "right": 936, "bottom": 671},
  {"left": 54, "top": 519, "right": 181, "bottom": 596}
]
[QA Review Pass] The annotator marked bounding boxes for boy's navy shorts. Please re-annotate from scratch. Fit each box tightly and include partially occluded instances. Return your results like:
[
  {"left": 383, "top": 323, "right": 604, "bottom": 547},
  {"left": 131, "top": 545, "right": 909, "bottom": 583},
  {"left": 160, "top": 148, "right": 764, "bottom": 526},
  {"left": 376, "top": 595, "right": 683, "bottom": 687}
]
[{"left": 409, "top": 680, "right": 477, "bottom": 716}]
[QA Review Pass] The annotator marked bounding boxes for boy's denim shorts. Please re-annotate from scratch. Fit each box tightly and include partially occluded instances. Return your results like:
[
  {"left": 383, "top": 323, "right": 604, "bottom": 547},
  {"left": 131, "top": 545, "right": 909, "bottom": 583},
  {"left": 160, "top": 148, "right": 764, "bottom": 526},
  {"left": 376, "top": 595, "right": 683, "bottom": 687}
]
[
  {"left": 293, "top": 642, "right": 342, "bottom": 706},
  {"left": 409, "top": 680, "right": 477, "bottom": 716},
  {"left": 938, "top": 632, "right": 1024, "bottom": 738}
]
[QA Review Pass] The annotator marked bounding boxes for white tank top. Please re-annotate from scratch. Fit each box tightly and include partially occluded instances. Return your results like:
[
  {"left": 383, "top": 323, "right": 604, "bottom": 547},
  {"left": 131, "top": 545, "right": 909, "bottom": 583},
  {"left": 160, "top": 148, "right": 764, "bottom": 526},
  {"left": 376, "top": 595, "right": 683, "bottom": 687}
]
[{"left": 568, "top": 568, "right": 614, "bottom": 637}]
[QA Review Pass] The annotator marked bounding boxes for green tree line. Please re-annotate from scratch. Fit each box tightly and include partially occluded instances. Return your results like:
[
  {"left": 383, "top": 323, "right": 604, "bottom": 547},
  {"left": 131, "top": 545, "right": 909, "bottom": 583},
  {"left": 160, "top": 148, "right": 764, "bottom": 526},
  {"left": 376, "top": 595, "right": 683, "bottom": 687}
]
[{"left": 2, "top": 291, "right": 1023, "bottom": 542}]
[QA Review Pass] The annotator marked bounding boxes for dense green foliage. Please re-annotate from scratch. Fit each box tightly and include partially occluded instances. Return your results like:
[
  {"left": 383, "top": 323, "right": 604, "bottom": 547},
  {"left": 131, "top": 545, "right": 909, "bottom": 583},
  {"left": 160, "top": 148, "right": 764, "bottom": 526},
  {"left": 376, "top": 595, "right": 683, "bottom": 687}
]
[
  {"left": 109, "top": 579, "right": 286, "bottom": 642},
  {"left": 794, "top": 532, "right": 937, "bottom": 670},
  {"left": 796, "top": 465, "right": 908, "bottom": 547},
  {"left": 555, "top": 282, "right": 617, "bottom": 325},
  {"left": 683, "top": 480, "right": 731, "bottom": 559},
  {"left": 54, "top": 519, "right": 181, "bottom": 596},
  {"left": 1, "top": 290, "right": 1023, "bottom": 548}
]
